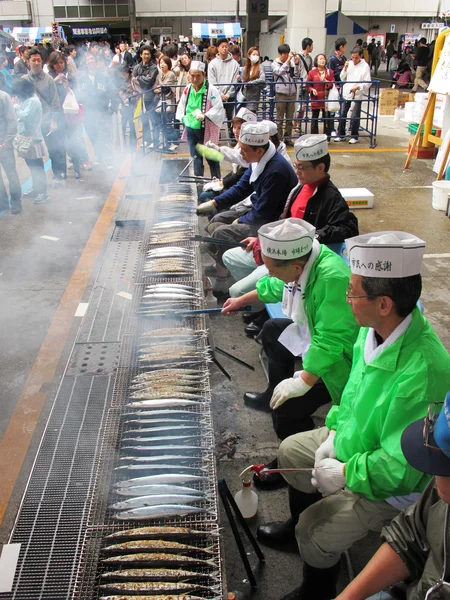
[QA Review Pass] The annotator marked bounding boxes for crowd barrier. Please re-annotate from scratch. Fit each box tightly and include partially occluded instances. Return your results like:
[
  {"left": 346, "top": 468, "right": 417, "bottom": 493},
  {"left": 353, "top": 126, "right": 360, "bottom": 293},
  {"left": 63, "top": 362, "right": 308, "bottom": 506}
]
[{"left": 118, "top": 77, "right": 380, "bottom": 153}]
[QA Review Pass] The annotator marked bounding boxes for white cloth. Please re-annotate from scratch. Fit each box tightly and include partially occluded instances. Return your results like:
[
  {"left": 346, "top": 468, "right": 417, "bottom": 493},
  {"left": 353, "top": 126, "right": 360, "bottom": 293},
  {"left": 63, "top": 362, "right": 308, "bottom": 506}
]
[
  {"left": 249, "top": 140, "right": 276, "bottom": 184},
  {"left": 340, "top": 59, "right": 371, "bottom": 100},
  {"left": 363, "top": 313, "right": 412, "bottom": 365},
  {"left": 277, "top": 239, "right": 321, "bottom": 357},
  {"left": 220, "top": 145, "right": 249, "bottom": 168},
  {"left": 175, "top": 82, "right": 225, "bottom": 128}
]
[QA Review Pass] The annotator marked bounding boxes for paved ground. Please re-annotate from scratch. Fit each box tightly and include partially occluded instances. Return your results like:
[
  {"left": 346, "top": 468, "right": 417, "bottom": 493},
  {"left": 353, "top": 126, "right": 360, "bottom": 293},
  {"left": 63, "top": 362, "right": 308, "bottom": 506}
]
[{"left": 0, "top": 115, "right": 449, "bottom": 598}]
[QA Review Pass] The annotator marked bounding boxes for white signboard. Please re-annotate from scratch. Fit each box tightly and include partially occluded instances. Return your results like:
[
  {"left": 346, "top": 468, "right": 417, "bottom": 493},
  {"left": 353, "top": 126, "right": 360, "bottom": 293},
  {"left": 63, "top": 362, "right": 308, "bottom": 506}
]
[
  {"left": 429, "top": 34, "right": 450, "bottom": 95},
  {"left": 422, "top": 22, "right": 445, "bottom": 29}
]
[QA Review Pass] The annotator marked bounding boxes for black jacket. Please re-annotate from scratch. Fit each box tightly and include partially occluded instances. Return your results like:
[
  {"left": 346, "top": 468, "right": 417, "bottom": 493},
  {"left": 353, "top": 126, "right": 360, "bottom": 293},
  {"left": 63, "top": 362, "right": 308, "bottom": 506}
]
[
  {"left": 223, "top": 165, "right": 246, "bottom": 190},
  {"left": 76, "top": 68, "right": 118, "bottom": 112},
  {"left": 132, "top": 61, "right": 158, "bottom": 106},
  {"left": 281, "top": 175, "right": 359, "bottom": 243}
]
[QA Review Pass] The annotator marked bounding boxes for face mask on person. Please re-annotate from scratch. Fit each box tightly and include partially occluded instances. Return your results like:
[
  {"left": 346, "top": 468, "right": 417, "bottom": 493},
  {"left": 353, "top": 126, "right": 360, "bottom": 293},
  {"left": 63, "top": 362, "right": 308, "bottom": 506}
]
[{"left": 250, "top": 55, "right": 260, "bottom": 64}]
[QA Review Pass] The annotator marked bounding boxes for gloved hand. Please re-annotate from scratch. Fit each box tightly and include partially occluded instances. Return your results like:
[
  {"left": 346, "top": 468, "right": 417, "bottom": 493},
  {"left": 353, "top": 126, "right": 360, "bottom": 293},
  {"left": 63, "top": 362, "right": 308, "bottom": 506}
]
[
  {"left": 314, "top": 430, "right": 337, "bottom": 467},
  {"left": 206, "top": 141, "right": 219, "bottom": 151},
  {"left": 194, "top": 109, "right": 205, "bottom": 121},
  {"left": 203, "top": 178, "right": 220, "bottom": 192},
  {"left": 311, "top": 458, "right": 346, "bottom": 496},
  {"left": 270, "top": 371, "right": 312, "bottom": 410},
  {"left": 196, "top": 200, "right": 216, "bottom": 215}
]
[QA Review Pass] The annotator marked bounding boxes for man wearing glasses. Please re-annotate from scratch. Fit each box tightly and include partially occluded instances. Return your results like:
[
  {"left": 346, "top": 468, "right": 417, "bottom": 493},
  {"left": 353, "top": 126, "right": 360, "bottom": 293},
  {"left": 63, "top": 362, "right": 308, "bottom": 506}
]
[
  {"left": 336, "top": 391, "right": 450, "bottom": 600},
  {"left": 255, "top": 231, "right": 450, "bottom": 600}
]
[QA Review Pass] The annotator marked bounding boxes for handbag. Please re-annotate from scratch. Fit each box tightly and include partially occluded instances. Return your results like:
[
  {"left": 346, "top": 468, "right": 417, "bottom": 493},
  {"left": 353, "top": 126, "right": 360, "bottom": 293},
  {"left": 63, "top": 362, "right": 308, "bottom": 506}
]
[
  {"left": 13, "top": 133, "right": 34, "bottom": 158},
  {"left": 327, "top": 85, "right": 340, "bottom": 113}
]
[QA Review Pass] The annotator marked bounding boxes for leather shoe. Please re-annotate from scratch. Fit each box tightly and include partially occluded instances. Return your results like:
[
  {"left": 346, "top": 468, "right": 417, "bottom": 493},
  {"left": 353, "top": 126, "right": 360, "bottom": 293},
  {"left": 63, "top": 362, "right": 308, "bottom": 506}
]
[
  {"left": 244, "top": 321, "right": 262, "bottom": 338},
  {"left": 257, "top": 518, "right": 298, "bottom": 551},
  {"left": 243, "top": 390, "right": 272, "bottom": 411},
  {"left": 242, "top": 311, "right": 257, "bottom": 324}
]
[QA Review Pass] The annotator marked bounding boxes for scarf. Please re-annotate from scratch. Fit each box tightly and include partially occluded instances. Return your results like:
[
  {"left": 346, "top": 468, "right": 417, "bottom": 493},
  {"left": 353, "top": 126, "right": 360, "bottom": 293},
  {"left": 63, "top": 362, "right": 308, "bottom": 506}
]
[
  {"left": 249, "top": 141, "right": 276, "bottom": 184},
  {"left": 277, "top": 239, "right": 321, "bottom": 357},
  {"left": 363, "top": 313, "right": 412, "bottom": 365}
]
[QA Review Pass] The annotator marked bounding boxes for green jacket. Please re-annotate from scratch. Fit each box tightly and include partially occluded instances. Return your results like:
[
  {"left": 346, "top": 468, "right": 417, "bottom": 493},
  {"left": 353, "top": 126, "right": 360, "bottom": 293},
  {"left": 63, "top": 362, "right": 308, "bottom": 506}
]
[
  {"left": 255, "top": 245, "right": 358, "bottom": 404},
  {"left": 327, "top": 308, "right": 450, "bottom": 500},
  {"left": 382, "top": 480, "right": 450, "bottom": 600}
]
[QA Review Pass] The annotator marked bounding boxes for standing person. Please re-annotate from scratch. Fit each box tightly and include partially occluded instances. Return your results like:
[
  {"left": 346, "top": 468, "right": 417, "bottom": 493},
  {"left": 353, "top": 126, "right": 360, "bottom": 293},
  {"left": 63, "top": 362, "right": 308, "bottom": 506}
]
[
  {"left": 131, "top": 45, "right": 158, "bottom": 148},
  {"left": 334, "top": 46, "right": 371, "bottom": 144},
  {"left": 176, "top": 52, "right": 192, "bottom": 103},
  {"left": 389, "top": 51, "right": 400, "bottom": 83},
  {"left": 371, "top": 41, "right": 381, "bottom": 76},
  {"left": 204, "top": 45, "right": 218, "bottom": 76},
  {"left": 0, "top": 89, "right": 22, "bottom": 215},
  {"left": 11, "top": 78, "right": 49, "bottom": 205},
  {"left": 207, "top": 39, "right": 240, "bottom": 140},
  {"left": 296, "top": 38, "right": 314, "bottom": 135},
  {"left": 412, "top": 37, "right": 429, "bottom": 92},
  {"left": 256, "top": 231, "right": 450, "bottom": 600},
  {"left": 272, "top": 44, "right": 301, "bottom": 145},
  {"left": 175, "top": 61, "right": 224, "bottom": 178},
  {"left": 77, "top": 52, "right": 117, "bottom": 169},
  {"left": 13, "top": 46, "right": 29, "bottom": 78},
  {"left": 367, "top": 37, "right": 376, "bottom": 62},
  {"left": 152, "top": 56, "right": 177, "bottom": 148},
  {"left": 386, "top": 38, "right": 395, "bottom": 70},
  {"left": 118, "top": 41, "right": 133, "bottom": 70},
  {"left": 64, "top": 45, "right": 77, "bottom": 79},
  {"left": 0, "top": 54, "right": 13, "bottom": 94},
  {"left": 239, "top": 47, "right": 265, "bottom": 112},
  {"left": 25, "top": 47, "right": 65, "bottom": 186},
  {"left": 118, "top": 64, "right": 137, "bottom": 152},
  {"left": 306, "top": 54, "right": 334, "bottom": 137},
  {"left": 327, "top": 37, "right": 347, "bottom": 138}
]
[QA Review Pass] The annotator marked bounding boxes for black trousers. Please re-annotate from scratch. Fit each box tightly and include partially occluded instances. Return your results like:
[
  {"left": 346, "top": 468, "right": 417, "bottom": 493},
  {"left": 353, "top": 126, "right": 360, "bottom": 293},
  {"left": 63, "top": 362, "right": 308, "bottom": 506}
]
[
  {"left": 205, "top": 209, "right": 258, "bottom": 267},
  {"left": 25, "top": 158, "right": 47, "bottom": 195},
  {"left": 338, "top": 100, "right": 362, "bottom": 139},
  {"left": 185, "top": 126, "right": 221, "bottom": 178},
  {"left": 311, "top": 109, "right": 333, "bottom": 137},
  {"left": 42, "top": 118, "right": 66, "bottom": 178},
  {"left": 262, "top": 318, "right": 332, "bottom": 440},
  {"left": 0, "top": 147, "right": 21, "bottom": 209}
]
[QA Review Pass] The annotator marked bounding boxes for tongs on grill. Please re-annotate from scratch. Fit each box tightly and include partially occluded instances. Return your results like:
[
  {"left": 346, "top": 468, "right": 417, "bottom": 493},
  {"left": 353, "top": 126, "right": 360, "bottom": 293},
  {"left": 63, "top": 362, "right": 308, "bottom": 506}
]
[{"left": 191, "top": 235, "right": 246, "bottom": 248}]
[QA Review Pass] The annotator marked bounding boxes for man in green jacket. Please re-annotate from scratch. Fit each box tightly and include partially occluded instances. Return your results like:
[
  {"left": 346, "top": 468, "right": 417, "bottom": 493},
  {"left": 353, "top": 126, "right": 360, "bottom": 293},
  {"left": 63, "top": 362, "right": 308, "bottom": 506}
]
[
  {"left": 257, "top": 231, "right": 450, "bottom": 600},
  {"left": 222, "top": 218, "right": 358, "bottom": 485},
  {"left": 335, "top": 391, "right": 450, "bottom": 600}
]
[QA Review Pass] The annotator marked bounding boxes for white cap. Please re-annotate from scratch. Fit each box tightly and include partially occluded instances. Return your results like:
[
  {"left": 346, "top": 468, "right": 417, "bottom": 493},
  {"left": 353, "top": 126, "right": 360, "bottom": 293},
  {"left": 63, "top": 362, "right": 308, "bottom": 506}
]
[
  {"left": 294, "top": 134, "right": 328, "bottom": 162},
  {"left": 239, "top": 122, "right": 270, "bottom": 146},
  {"left": 190, "top": 60, "right": 205, "bottom": 73},
  {"left": 235, "top": 107, "right": 257, "bottom": 122},
  {"left": 345, "top": 231, "right": 426, "bottom": 278},
  {"left": 260, "top": 119, "right": 277, "bottom": 137},
  {"left": 258, "top": 218, "right": 316, "bottom": 260}
]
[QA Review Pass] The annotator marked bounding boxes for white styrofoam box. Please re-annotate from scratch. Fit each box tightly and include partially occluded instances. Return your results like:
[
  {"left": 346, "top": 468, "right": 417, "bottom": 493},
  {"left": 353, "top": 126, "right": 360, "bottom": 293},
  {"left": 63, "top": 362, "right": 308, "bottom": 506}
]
[
  {"left": 339, "top": 188, "right": 374, "bottom": 209},
  {"left": 414, "top": 93, "right": 429, "bottom": 104}
]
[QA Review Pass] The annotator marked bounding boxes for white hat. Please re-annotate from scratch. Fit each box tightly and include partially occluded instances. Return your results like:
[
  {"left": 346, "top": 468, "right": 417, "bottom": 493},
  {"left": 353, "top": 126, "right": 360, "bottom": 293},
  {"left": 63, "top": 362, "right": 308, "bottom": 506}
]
[
  {"left": 235, "top": 107, "right": 257, "bottom": 122},
  {"left": 294, "top": 134, "right": 328, "bottom": 162},
  {"left": 258, "top": 218, "right": 316, "bottom": 260},
  {"left": 190, "top": 60, "right": 205, "bottom": 72},
  {"left": 239, "top": 122, "right": 270, "bottom": 146},
  {"left": 260, "top": 119, "right": 277, "bottom": 137},
  {"left": 345, "top": 231, "right": 426, "bottom": 278}
]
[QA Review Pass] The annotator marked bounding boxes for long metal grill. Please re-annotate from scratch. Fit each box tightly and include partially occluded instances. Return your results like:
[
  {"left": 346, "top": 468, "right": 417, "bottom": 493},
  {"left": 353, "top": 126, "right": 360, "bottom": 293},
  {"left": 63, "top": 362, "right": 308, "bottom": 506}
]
[{"left": 4, "top": 169, "right": 223, "bottom": 598}]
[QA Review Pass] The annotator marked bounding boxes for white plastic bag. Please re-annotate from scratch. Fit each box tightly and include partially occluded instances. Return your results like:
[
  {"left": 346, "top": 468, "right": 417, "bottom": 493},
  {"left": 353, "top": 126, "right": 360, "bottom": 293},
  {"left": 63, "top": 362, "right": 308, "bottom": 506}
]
[
  {"left": 62, "top": 89, "right": 80, "bottom": 115},
  {"left": 327, "top": 86, "right": 340, "bottom": 113}
]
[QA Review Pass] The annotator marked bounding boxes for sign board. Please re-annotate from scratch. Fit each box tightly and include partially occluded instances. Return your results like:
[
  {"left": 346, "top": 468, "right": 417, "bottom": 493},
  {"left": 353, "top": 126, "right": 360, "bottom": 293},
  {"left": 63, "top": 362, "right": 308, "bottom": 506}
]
[
  {"left": 71, "top": 26, "right": 109, "bottom": 37},
  {"left": 422, "top": 22, "right": 445, "bottom": 29},
  {"left": 429, "top": 34, "right": 450, "bottom": 95},
  {"left": 390, "top": 24, "right": 395, "bottom": 33},
  {"left": 51, "top": 22, "right": 60, "bottom": 39},
  {"left": 366, "top": 33, "right": 385, "bottom": 47}
]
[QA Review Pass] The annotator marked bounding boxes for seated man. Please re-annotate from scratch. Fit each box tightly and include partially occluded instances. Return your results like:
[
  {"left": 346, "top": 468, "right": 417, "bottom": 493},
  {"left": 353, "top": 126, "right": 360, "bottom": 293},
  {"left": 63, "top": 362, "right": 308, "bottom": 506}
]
[
  {"left": 336, "top": 391, "right": 450, "bottom": 600},
  {"left": 257, "top": 231, "right": 450, "bottom": 600},
  {"left": 222, "top": 134, "right": 358, "bottom": 333},
  {"left": 198, "top": 122, "right": 297, "bottom": 296},
  {"left": 222, "top": 218, "right": 358, "bottom": 483}
]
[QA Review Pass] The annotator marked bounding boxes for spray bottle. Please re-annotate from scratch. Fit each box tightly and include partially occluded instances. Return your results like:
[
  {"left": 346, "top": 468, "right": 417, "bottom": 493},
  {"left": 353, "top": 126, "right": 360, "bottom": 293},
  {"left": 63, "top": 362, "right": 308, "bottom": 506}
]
[
  {"left": 235, "top": 467, "right": 258, "bottom": 519},
  {"left": 204, "top": 276, "right": 217, "bottom": 309}
]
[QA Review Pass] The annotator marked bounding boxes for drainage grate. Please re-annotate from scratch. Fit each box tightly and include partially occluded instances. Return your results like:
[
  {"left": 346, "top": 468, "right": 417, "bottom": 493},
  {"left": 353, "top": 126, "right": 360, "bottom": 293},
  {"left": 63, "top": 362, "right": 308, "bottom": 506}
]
[
  {"left": 66, "top": 342, "right": 121, "bottom": 376},
  {"left": 111, "top": 220, "right": 145, "bottom": 242}
]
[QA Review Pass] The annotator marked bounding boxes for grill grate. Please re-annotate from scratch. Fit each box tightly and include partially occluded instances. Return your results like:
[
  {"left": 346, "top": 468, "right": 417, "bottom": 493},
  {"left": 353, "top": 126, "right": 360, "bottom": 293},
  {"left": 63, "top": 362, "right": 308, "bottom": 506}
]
[
  {"left": 111, "top": 220, "right": 146, "bottom": 242},
  {"left": 66, "top": 342, "right": 121, "bottom": 376}
]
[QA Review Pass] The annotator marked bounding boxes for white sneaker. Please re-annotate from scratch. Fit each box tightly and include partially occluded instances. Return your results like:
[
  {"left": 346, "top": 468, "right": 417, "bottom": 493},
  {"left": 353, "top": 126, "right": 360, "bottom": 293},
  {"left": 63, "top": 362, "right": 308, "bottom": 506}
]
[
  {"left": 349, "top": 138, "right": 358, "bottom": 144},
  {"left": 330, "top": 131, "right": 337, "bottom": 138},
  {"left": 334, "top": 137, "right": 344, "bottom": 142}
]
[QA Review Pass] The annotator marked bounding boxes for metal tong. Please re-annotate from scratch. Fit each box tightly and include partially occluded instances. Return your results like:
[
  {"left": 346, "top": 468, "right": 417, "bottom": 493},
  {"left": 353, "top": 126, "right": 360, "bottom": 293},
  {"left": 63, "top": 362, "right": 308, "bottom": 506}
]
[{"left": 192, "top": 235, "right": 247, "bottom": 248}]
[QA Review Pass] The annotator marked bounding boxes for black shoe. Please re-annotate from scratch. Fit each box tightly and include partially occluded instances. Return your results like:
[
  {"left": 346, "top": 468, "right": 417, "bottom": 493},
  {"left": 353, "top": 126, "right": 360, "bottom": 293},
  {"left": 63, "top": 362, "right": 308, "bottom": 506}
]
[
  {"left": 10, "top": 203, "right": 22, "bottom": 215},
  {"left": 242, "top": 309, "right": 266, "bottom": 325},
  {"left": 279, "top": 561, "right": 341, "bottom": 600},
  {"left": 253, "top": 458, "right": 287, "bottom": 490},
  {"left": 257, "top": 518, "right": 298, "bottom": 550},
  {"left": 243, "top": 389, "right": 272, "bottom": 411},
  {"left": 23, "top": 188, "right": 36, "bottom": 198},
  {"left": 242, "top": 311, "right": 257, "bottom": 324},
  {"left": 74, "top": 172, "right": 81, "bottom": 179},
  {"left": 245, "top": 321, "right": 262, "bottom": 338}
]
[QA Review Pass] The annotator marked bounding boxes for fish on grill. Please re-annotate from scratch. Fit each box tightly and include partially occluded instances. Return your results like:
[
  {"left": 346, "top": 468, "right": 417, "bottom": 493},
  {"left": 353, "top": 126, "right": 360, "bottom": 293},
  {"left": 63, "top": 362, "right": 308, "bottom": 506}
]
[
  {"left": 115, "top": 464, "right": 207, "bottom": 474},
  {"left": 112, "top": 505, "right": 213, "bottom": 521},
  {"left": 105, "top": 526, "right": 217, "bottom": 540},
  {"left": 99, "top": 595, "right": 218, "bottom": 600},
  {"left": 121, "top": 411, "right": 205, "bottom": 421},
  {"left": 100, "top": 567, "right": 217, "bottom": 581},
  {"left": 120, "top": 425, "right": 201, "bottom": 435},
  {"left": 115, "top": 474, "right": 208, "bottom": 488},
  {"left": 115, "top": 485, "right": 203, "bottom": 498},
  {"left": 125, "top": 399, "right": 203, "bottom": 409},
  {"left": 102, "top": 539, "right": 213, "bottom": 554},
  {"left": 110, "top": 494, "right": 205, "bottom": 511},
  {"left": 98, "top": 581, "right": 216, "bottom": 595},
  {"left": 102, "top": 551, "right": 217, "bottom": 566}
]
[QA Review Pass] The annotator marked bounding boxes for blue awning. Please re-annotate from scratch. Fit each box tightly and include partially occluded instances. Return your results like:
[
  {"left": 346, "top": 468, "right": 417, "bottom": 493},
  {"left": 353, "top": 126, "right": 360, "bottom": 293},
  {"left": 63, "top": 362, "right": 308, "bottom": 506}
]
[{"left": 192, "top": 22, "right": 241, "bottom": 39}]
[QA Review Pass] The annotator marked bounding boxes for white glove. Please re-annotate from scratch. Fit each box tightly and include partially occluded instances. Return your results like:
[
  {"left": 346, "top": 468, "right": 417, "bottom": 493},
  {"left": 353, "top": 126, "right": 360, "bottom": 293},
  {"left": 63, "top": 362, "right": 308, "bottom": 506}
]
[
  {"left": 311, "top": 458, "right": 346, "bottom": 496},
  {"left": 205, "top": 141, "right": 219, "bottom": 151},
  {"left": 196, "top": 200, "right": 216, "bottom": 215},
  {"left": 194, "top": 109, "right": 205, "bottom": 121},
  {"left": 203, "top": 178, "right": 219, "bottom": 192},
  {"left": 270, "top": 371, "right": 312, "bottom": 410},
  {"left": 314, "top": 430, "right": 337, "bottom": 467}
]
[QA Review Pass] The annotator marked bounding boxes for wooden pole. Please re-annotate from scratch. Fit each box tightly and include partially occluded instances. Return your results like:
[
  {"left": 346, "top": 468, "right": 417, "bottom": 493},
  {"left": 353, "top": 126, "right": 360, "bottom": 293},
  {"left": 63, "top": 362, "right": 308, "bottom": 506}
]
[
  {"left": 404, "top": 93, "right": 434, "bottom": 170},
  {"left": 437, "top": 137, "right": 450, "bottom": 180}
]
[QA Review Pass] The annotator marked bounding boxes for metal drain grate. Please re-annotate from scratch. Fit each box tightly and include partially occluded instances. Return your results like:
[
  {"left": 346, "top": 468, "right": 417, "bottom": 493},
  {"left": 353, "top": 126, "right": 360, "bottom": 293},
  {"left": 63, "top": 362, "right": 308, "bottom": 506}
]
[
  {"left": 111, "top": 220, "right": 145, "bottom": 242},
  {"left": 67, "top": 342, "right": 121, "bottom": 376}
]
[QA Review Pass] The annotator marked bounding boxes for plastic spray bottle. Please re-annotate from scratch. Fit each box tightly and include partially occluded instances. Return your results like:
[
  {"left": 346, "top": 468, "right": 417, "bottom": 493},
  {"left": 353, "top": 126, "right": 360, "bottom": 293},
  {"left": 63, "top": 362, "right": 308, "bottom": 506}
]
[{"left": 234, "top": 471, "right": 258, "bottom": 519}]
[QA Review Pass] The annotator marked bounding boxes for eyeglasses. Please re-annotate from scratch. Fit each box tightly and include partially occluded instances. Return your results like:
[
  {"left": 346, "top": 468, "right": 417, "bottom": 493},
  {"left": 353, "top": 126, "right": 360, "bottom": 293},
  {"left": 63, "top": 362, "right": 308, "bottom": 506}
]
[
  {"left": 345, "top": 287, "right": 376, "bottom": 300},
  {"left": 423, "top": 401, "right": 450, "bottom": 451},
  {"left": 293, "top": 163, "right": 313, "bottom": 173}
]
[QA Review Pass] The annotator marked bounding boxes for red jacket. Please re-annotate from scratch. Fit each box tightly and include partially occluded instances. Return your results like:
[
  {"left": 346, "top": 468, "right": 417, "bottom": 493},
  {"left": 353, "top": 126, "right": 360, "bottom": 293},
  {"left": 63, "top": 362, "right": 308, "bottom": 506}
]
[{"left": 306, "top": 68, "right": 334, "bottom": 110}]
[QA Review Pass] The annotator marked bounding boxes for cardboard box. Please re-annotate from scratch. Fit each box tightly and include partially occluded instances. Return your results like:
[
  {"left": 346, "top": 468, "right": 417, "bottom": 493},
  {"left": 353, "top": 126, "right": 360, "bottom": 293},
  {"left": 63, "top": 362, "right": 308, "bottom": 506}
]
[
  {"left": 340, "top": 188, "right": 374, "bottom": 209},
  {"left": 380, "top": 89, "right": 399, "bottom": 101},
  {"left": 379, "top": 105, "right": 396, "bottom": 115}
]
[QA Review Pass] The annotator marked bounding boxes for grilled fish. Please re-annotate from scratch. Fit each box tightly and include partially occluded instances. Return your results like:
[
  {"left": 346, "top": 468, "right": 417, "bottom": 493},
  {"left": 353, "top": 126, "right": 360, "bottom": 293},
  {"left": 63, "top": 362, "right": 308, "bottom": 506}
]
[
  {"left": 102, "top": 539, "right": 212, "bottom": 554},
  {"left": 115, "top": 474, "right": 208, "bottom": 488},
  {"left": 114, "top": 484, "right": 203, "bottom": 498},
  {"left": 99, "top": 595, "right": 216, "bottom": 600},
  {"left": 126, "top": 400, "right": 202, "bottom": 409},
  {"left": 102, "top": 551, "right": 217, "bottom": 566},
  {"left": 110, "top": 494, "right": 205, "bottom": 511},
  {"left": 100, "top": 567, "right": 215, "bottom": 581},
  {"left": 113, "top": 505, "right": 212, "bottom": 521},
  {"left": 106, "top": 526, "right": 217, "bottom": 540},
  {"left": 99, "top": 581, "right": 214, "bottom": 595}
]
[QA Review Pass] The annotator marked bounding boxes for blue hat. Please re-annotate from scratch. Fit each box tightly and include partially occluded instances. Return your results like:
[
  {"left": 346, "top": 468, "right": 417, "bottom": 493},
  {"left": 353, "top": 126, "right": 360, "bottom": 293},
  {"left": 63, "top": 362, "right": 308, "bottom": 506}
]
[{"left": 401, "top": 391, "right": 450, "bottom": 477}]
